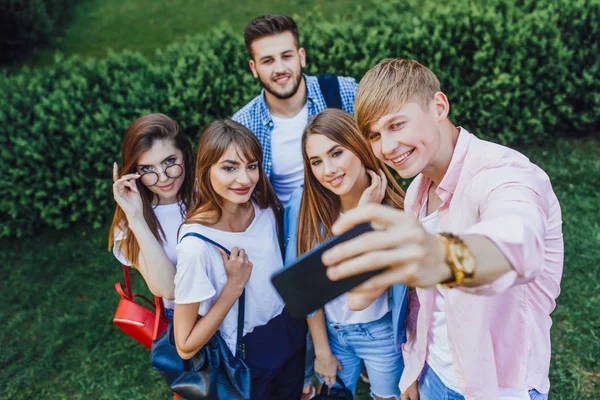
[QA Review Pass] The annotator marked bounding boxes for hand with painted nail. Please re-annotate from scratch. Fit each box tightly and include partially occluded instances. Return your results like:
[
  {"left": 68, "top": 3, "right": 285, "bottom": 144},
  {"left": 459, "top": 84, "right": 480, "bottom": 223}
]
[
  {"left": 321, "top": 204, "right": 451, "bottom": 299},
  {"left": 112, "top": 162, "right": 144, "bottom": 220}
]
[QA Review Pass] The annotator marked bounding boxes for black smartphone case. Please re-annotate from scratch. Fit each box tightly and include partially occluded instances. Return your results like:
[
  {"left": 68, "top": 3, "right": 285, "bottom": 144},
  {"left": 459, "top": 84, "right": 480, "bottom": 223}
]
[{"left": 271, "top": 222, "right": 382, "bottom": 319}]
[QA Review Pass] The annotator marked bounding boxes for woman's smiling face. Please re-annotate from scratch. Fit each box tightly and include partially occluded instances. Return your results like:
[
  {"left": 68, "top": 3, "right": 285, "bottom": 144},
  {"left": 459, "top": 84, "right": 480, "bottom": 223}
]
[
  {"left": 305, "top": 133, "right": 365, "bottom": 197},
  {"left": 209, "top": 143, "right": 260, "bottom": 207}
]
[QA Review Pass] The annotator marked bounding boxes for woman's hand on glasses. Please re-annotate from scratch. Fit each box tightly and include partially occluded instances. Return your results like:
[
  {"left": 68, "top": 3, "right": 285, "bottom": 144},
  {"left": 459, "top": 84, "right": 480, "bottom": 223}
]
[{"left": 112, "top": 162, "right": 143, "bottom": 220}]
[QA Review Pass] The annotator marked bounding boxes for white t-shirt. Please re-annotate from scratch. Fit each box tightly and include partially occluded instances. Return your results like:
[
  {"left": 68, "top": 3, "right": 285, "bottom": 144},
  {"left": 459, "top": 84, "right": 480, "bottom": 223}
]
[
  {"left": 324, "top": 290, "right": 389, "bottom": 325},
  {"left": 112, "top": 202, "right": 184, "bottom": 311},
  {"left": 270, "top": 104, "right": 308, "bottom": 205},
  {"left": 175, "top": 203, "right": 285, "bottom": 354},
  {"left": 420, "top": 201, "right": 530, "bottom": 400}
]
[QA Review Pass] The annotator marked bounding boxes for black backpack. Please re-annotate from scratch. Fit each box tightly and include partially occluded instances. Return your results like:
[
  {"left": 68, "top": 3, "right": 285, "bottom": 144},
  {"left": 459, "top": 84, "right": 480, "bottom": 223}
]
[{"left": 317, "top": 75, "right": 343, "bottom": 109}]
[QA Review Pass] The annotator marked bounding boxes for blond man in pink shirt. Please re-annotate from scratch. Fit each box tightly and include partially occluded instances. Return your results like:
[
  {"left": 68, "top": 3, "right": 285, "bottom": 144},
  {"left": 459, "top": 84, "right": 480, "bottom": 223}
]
[{"left": 321, "top": 59, "right": 563, "bottom": 400}]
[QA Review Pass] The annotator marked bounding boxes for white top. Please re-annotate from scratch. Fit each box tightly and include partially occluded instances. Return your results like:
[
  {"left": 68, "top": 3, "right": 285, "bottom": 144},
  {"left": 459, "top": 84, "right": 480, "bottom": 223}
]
[
  {"left": 270, "top": 104, "right": 308, "bottom": 205},
  {"left": 174, "top": 203, "right": 285, "bottom": 354},
  {"left": 113, "top": 202, "right": 184, "bottom": 310},
  {"left": 420, "top": 201, "right": 530, "bottom": 400},
  {"left": 324, "top": 291, "right": 390, "bottom": 325}
]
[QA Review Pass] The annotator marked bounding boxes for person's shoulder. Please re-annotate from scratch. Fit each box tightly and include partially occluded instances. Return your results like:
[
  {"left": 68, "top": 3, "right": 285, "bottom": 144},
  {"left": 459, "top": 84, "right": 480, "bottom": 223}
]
[
  {"left": 463, "top": 134, "right": 554, "bottom": 196},
  {"left": 284, "top": 186, "right": 303, "bottom": 224},
  {"left": 335, "top": 76, "right": 358, "bottom": 113},
  {"left": 310, "top": 74, "right": 357, "bottom": 90},
  {"left": 232, "top": 94, "right": 264, "bottom": 125},
  {"left": 287, "top": 185, "right": 304, "bottom": 208},
  {"left": 177, "top": 223, "right": 214, "bottom": 251},
  {"left": 466, "top": 134, "right": 540, "bottom": 175},
  {"left": 336, "top": 75, "right": 358, "bottom": 87}
]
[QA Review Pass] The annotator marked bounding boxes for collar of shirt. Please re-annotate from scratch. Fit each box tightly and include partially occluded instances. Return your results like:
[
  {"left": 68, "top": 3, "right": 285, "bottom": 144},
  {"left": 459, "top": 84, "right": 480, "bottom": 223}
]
[{"left": 406, "top": 127, "right": 471, "bottom": 215}]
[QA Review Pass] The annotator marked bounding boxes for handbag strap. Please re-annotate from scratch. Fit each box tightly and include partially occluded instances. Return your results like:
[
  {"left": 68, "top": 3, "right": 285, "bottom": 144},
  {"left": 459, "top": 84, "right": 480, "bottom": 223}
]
[
  {"left": 121, "top": 264, "right": 164, "bottom": 340},
  {"left": 180, "top": 232, "right": 246, "bottom": 359},
  {"left": 320, "top": 375, "right": 350, "bottom": 393},
  {"left": 335, "top": 375, "right": 349, "bottom": 390},
  {"left": 122, "top": 264, "right": 133, "bottom": 299}
]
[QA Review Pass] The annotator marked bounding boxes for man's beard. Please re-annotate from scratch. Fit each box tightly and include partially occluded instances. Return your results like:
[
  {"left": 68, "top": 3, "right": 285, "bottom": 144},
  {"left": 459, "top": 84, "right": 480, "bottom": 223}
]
[{"left": 260, "top": 69, "right": 303, "bottom": 100}]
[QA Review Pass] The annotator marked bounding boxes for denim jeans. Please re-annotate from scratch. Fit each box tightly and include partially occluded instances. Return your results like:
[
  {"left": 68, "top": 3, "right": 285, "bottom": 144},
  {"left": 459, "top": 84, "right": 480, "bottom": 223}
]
[
  {"left": 321, "top": 312, "right": 403, "bottom": 399},
  {"left": 419, "top": 363, "right": 549, "bottom": 400},
  {"left": 419, "top": 363, "right": 465, "bottom": 400}
]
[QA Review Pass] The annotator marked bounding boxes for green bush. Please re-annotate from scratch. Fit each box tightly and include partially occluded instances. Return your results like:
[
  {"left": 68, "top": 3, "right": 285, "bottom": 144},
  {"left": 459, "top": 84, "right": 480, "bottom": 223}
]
[
  {"left": 1, "top": 0, "right": 598, "bottom": 238},
  {"left": 0, "top": 0, "right": 77, "bottom": 62}
]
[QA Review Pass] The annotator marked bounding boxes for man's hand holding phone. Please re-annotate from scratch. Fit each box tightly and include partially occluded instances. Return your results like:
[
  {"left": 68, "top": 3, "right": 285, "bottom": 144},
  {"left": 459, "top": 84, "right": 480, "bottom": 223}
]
[
  {"left": 271, "top": 222, "right": 381, "bottom": 318},
  {"left": 321, "top": 204, "right": 452, "bottom": 309}
]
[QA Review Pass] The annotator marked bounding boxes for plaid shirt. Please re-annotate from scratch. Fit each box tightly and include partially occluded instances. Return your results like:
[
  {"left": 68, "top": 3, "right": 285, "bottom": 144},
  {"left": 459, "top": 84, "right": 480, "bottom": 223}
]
[{"left": 232, "top": 74, "right": 358, "bottom": 178}]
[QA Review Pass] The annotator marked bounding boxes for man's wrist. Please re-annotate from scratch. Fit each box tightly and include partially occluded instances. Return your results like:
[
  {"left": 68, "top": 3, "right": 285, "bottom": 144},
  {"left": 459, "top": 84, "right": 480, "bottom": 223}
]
[{"left": 435, "top": 235, "right": 454, "bottom": 284}]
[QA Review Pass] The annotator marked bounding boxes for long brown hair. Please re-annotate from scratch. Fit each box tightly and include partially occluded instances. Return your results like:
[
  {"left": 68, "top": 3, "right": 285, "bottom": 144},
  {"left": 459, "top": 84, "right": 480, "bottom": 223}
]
[
  {"left": 297, "top": 109, "right": 405, "bottom": 255},
  {"left": 185, "top": 120, "right": 282, "bottom": 226},
  {"left": 108, "top": 113, "right": 195, "bottom": 266}
]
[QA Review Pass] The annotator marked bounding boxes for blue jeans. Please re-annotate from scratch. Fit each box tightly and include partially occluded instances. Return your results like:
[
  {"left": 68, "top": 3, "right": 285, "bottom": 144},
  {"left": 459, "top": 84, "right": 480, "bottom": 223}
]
[
  {"left": 419, "top": 363, "right": 549, "bottom": 400},
  {"left": 322, "top": 312, "right": 403, "bottom": 399},
  {"left": 418, "top": 364, "right": 465, "bottom": 400}
]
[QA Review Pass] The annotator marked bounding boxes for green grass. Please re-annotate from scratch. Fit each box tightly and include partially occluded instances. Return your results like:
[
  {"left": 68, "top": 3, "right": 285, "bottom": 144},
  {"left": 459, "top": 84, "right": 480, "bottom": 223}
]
[
  {"left": 3, "top": 0, "right": 373, "bottom": 71},
  {"left": 1, "top": 136, "right": 598, "bottom": 399}
]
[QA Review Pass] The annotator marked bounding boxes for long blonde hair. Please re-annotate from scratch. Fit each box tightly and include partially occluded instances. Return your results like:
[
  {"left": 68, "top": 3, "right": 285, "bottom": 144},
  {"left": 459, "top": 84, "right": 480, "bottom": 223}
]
[{"left": 297, "top": 109, "right": 405, "bottom": 255}]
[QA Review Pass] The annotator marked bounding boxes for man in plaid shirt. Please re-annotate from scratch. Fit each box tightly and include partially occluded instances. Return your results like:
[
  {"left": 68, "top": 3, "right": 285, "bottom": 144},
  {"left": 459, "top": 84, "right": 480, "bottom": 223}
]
[{"left": 232, "top": 14, "right": 358, "bottom": 205}]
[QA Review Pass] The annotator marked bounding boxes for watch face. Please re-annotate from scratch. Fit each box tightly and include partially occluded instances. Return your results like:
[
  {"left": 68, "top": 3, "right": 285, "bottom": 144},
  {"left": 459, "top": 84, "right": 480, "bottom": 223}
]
[{"left": 452, "top": 243, "right": 475, "bottom": 275}]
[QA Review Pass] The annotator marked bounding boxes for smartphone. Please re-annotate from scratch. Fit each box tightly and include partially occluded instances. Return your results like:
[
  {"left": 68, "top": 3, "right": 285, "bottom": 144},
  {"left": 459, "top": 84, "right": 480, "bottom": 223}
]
[{"left": 271, "top": 222, "right": 381, "bottom": 319}]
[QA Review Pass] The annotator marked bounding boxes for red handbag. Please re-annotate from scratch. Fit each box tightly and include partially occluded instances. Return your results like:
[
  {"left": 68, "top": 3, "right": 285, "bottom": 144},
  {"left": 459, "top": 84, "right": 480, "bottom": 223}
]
[{"left": 113, "top": 264, "right": 168, "bottom": 349}]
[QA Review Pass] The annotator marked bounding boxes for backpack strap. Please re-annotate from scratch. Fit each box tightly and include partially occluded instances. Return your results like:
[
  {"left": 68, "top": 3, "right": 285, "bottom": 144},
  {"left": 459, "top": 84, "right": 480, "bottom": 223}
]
[
  {"left": 317, "top": 75, "right": 343, "bottom": 109},
  {"left": 180, "top": 232, "right": 246, "bottom": 359}
]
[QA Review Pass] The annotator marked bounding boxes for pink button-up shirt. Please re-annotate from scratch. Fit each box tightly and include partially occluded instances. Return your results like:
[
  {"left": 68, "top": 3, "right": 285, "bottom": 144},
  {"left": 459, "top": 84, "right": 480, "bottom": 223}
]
[{"left": 400, "top": 129, "right": 564, "bottom": 399}]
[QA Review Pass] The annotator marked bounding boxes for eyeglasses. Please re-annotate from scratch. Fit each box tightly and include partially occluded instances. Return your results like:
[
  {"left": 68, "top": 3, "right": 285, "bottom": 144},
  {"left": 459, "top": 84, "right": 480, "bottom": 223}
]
[{"left": 137, "top": 163, "right": 184, "bottom": 187}]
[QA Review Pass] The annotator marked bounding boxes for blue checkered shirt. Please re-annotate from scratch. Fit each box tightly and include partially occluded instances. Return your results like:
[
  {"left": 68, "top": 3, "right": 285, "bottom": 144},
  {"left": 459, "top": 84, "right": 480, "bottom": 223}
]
[{"left": 232, "top": 74, "right": 358, "bottom": 178}]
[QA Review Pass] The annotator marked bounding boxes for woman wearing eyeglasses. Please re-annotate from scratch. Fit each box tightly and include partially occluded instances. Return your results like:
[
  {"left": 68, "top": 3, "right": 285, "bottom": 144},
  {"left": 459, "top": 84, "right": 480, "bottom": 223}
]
[{"left": 108, "top": 113, "right": 195, "bottom": 320}]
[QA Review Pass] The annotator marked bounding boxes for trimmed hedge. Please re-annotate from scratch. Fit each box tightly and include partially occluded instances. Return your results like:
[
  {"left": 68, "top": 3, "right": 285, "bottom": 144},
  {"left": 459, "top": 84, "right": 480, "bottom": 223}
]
[
  {"left": 0, "top": 0, "right": 77, "bottom": 62},
  {"left": 1, "top": 0, "right": 599, "bottom": 238}
]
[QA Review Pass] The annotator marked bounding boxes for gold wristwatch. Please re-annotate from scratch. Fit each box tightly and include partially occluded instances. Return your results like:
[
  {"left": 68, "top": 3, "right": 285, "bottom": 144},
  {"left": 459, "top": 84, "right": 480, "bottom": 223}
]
[{"left": 436, "top": 233, "right": 475, "bottom": 287}]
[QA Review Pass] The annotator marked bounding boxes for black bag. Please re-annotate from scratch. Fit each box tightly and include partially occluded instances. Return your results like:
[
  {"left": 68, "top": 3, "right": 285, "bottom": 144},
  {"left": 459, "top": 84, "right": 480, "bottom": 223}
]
[
  {"left": 312, "top": 376, "right": 354, "bottom": 400},
  {"left": 150, "top": 232, "right": 251, "bottom": 400}
]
